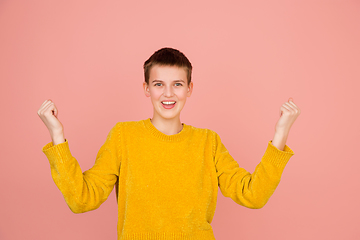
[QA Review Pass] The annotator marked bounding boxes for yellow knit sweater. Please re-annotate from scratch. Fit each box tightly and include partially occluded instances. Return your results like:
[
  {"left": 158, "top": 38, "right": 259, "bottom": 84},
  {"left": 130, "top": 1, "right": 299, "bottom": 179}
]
[{"left": 42, "top": 118, "right": 295, "bottom": 240}]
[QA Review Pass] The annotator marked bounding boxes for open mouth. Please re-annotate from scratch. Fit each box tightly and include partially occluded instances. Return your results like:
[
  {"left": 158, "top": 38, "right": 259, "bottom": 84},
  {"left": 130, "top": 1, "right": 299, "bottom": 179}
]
[{"left": 161, "top": 101, "right": 176, "bottom": 109}]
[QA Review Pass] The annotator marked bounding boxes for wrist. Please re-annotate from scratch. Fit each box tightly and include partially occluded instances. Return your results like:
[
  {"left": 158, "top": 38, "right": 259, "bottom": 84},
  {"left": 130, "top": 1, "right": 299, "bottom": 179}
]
[
  {"left": 50, "top": 128, "right": 64, "bottom": 136},
  {"left": 50, "top": 130, "right": 65, "bottom": 145},
  {"left": 275, "top": 128, "right": 289, "bottom": 136},
  {"left": 272, "top": 131, "right": 289, "bottom": 151}
]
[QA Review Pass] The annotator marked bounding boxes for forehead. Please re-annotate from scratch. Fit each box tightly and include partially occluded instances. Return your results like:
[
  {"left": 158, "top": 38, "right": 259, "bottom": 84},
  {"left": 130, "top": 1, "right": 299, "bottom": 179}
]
[{"left": 149, "top": 65, "right": 187, "bottom": 81}]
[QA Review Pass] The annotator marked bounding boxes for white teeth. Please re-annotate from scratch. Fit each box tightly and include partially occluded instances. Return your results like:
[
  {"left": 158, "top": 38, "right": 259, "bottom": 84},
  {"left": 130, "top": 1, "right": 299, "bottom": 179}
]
[{"left": 162, "top": 101, "right": 176, "bottom": 105}]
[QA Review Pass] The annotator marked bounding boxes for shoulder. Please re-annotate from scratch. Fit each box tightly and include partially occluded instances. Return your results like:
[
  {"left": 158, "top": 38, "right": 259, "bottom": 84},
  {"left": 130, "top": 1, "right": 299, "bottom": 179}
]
[
  {"left": 112, "top": 119, "right": 145, "bottom": 132},
  {"left": 185, "top": 124, "right": 222, "bottom": 155},
  {"left": 186, "top": 124, "right": 225, "bottom": 148},
  {"left": 115, "top": 119, "right": 143, "bottom": 127},
  {"left": 185, "top": 123, "right": 219, "bottom": 140}
]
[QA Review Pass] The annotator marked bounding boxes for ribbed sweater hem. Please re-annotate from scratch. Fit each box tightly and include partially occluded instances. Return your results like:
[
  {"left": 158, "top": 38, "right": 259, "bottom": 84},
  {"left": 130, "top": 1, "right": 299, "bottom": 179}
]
[
  {"left": 42, "top": 139, "right": 71, "bottom": 166},
  {"left": 264, "top": 140, "right": 295, "bottom": 168},
  {"left": 120, "top": 230, "right": 216, "bottom": 240}
]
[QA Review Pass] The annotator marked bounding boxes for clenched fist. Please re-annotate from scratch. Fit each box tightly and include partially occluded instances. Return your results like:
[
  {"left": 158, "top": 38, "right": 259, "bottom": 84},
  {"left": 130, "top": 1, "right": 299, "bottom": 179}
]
[
  {"left": 38, "top": 99, "right": 65, "bottom": 145},
  {"left": 275, "top": 97, "right": 301, "bottom": 133}
]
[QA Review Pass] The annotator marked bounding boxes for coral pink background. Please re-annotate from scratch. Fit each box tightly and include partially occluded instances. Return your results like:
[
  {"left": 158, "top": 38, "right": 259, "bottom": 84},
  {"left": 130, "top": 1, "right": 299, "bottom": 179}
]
[{"left": 1, "top": 1, "right": 359, "bottom": 239}]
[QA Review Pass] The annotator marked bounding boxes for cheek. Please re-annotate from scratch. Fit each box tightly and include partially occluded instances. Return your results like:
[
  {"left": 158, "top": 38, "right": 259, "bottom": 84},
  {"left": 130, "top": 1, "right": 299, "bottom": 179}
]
[
  {"left": 149, "top": 88, "right": 159, "bottom": 96},
  {"left": 176, "top": 90, "right": 188, "bottom": 100},
  {"left": 149, "top": 88, "right": 162, "bottom": 99}
]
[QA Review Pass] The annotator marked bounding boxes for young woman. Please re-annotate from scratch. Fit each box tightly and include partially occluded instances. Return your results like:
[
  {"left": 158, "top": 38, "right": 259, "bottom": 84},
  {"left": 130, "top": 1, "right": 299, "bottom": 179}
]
[{"left": 38, "top": 47, "right": 301, "bottom": 240}]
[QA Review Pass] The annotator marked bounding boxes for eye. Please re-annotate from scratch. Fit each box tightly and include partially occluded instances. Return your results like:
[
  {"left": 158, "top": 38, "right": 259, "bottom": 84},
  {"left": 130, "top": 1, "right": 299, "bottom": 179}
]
[
  {"left": 154, "top": 83, "right": 162, "bottom": 86},
  {"left": 175, "top": 83, "right": 183, "bottom": 86}
]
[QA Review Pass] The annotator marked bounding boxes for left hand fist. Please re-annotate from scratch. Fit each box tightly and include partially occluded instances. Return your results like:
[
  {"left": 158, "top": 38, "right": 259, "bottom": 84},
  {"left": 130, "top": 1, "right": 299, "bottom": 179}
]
[{"left": 275, "top": 98, "right": 301, "bottom": 133}]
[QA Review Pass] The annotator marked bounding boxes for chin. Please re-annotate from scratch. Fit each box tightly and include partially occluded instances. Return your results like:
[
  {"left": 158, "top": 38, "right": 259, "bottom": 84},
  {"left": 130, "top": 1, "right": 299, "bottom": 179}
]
[{"left": 161, "top": 114, "right": 180, "bottom": 120}]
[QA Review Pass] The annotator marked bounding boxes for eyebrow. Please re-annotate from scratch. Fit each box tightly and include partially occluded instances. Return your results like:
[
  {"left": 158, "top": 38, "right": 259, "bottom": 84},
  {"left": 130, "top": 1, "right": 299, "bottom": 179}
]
[{"left": 152, "top": 80, "right": 185, "bottom": 83}]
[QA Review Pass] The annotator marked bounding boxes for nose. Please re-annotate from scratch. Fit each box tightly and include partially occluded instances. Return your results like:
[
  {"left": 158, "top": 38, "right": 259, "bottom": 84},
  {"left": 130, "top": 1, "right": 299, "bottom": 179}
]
[{"left": 163, "top": 85, "right": 174, "bottom": 97}]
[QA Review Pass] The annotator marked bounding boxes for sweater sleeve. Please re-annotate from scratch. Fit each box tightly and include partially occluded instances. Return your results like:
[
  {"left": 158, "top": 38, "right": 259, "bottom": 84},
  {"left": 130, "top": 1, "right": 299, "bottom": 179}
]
[
  {"left": 42, "top": 123, "right": 121, "bottom": 213},
  {"left": 213, "top": 131, "right": 294, "bottom": 209}
]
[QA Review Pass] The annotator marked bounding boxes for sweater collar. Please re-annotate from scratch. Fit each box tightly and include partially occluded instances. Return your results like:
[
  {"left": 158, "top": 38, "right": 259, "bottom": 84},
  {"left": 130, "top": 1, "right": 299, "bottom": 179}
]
[{"left": 143, "top": 118, "right": 190, "bottom": 142}]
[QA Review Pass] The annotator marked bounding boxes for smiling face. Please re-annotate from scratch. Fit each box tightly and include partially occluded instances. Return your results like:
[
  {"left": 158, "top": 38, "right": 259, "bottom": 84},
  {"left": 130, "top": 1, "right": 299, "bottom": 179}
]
[{"left": 143, "top": 64, "right": 193, "bottom": 121}]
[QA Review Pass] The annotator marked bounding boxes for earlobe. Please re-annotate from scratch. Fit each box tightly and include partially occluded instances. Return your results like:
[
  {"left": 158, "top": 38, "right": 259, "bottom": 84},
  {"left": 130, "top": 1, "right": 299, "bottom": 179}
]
[
  {"left": 187, "top": 82, "right": 193, "bottom": 96},
  {"left": 143, "top": 82, "right": 150, "bottom": 97},
  {"left": 187, "top": 88, "right": 192, "bottom": 97},
  {"left": 145, "top": 90, "right": 150, "bottom": 97}
]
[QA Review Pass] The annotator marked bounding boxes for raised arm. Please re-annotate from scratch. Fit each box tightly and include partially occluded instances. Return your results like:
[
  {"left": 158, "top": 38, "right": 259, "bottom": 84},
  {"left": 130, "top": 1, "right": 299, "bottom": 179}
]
[
  {"left": 38, "top": 100, "right": 121, "bottom": 213},
  {"left": 213, "top": 132, "right": 295, "bottom": 209},
  {"left": 42, "top": 123, "right": 121, "bottom": 213},
  {"left": 214, "top": 98, "right": 300, "bottom": 208}
]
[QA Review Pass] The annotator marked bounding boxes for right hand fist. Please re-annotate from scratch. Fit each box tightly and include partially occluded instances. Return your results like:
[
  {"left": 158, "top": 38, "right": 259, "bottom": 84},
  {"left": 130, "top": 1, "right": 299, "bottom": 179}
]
[{"left": 37, "top": 99, "right": 64, "bottom": 134}]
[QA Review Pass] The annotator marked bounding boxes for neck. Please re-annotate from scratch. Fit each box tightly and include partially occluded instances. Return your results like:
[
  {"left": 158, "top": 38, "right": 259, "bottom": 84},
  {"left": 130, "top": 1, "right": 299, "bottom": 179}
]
[{"left": 150, "top": 116, "right": 183, "bottom": 136}]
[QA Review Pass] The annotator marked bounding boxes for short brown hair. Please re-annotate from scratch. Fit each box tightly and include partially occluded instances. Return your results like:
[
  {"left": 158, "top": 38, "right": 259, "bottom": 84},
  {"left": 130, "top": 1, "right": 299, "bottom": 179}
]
[{"left": 143, "top": 47, "right": 192, "bottom": 86}]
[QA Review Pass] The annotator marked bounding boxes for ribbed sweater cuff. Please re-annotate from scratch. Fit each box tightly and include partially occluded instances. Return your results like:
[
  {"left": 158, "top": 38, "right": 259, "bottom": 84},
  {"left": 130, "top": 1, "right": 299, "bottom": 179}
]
[
  {"left": 42, "top": 139, "right": 72, "bottom": 166},
  {"left": 261, "top": 140, "right": 295, "bottom": 169}
]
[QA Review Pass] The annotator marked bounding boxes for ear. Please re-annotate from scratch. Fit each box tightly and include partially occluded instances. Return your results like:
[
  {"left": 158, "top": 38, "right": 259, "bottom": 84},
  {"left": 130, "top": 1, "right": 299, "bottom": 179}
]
[
  {"left": 187, "top": 82, "right": 193, "bottom": 97},
  {"left": 143, "top": 82, "right": 150, "bottom": 97}
]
